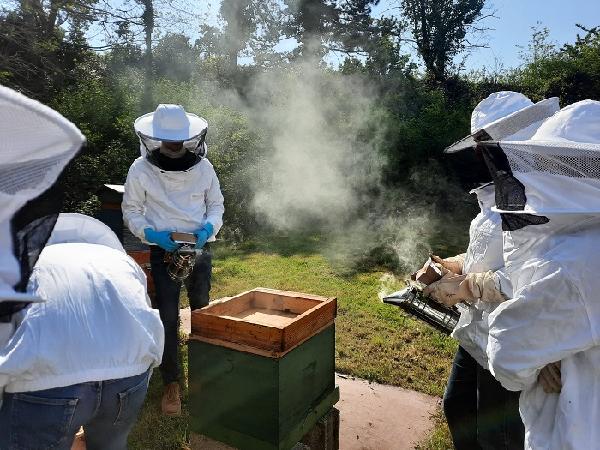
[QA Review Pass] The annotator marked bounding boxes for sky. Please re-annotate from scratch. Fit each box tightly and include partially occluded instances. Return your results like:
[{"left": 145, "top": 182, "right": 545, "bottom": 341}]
[
  {"left": 462, "top": 0, "right": 599, "bottom": 70},
  {"left": 371, "top": 0, "right": 600, "bottom": 71},
  {"left": 205, "top": 0, "right": 600, "bottom": 71}
]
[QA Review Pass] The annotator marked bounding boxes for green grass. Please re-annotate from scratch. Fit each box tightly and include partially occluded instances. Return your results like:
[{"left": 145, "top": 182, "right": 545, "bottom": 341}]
[
  {"left": 415, "top": 409, "right": 454, "bottom": 450},
  {"left": 130, "top": 238, "right": 456, "bottom": 448}
]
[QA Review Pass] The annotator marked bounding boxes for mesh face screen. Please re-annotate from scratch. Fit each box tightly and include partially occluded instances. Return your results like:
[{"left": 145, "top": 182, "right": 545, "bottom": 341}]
[
  {"left": 10, "top": 181, "right": 63, "bottom": 292},
  {"left": 504, "top": 145, "right": 600, "bottom": 179},
  {"left": 0, "top": 151, "right": 72, "bottom": 196}
]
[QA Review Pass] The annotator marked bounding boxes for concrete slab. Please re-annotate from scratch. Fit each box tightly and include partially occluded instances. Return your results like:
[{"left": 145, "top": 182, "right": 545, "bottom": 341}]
[
  {"left": 181, "top": 308, "right": 438, "bottom": 450},
  {"left": 335, "top": 374, "right": 438, "bottom": 449}
]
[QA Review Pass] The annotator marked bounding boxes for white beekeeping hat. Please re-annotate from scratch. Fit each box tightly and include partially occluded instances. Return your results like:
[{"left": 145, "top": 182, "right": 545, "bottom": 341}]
[
  {"left": 134, "top": 104, "right": 209, "bottom": 162},
  {"left": 0, "top": 85, "right": 84, "bottom": 304},
  {"left": 134, "top": 104, "right": 208, "bottom": 142},
  {"left": 445, "top": 92, "right": 560, "bottom": 154}
]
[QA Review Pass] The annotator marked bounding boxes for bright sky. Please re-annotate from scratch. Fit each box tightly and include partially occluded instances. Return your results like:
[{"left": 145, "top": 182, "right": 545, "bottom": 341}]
[{"left": 372, "top": 0, "right": 600, "bottom": 71}]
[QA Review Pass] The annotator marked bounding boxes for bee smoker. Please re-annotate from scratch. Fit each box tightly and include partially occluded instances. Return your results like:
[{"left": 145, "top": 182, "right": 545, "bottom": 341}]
[
  {"left": 383, "top": 258, "right": 461, "bottom": 334},
  {"left": 164, "top": 232, "right": 198, "bottom": 281},
  {"left": 383, "top": 285, "right": 461, "bottom": 334}
]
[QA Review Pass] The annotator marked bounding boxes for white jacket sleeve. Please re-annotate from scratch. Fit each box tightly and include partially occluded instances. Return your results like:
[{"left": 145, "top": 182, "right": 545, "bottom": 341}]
[
  {"left": 487, "top": 262, "right": 594, "bottom": 391},
  {"left": 204, "top": 166, "right": 225, "bottom": 237},
  {"left": 122, "top": 163, "right": 151, "bottom": 240},
  {"left": 493, "top": 267, "right": 513, "bottom": 299}
]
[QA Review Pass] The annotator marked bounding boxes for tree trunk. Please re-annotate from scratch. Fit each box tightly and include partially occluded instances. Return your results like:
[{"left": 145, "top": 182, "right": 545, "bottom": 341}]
[{"left": 140, "top": 0, "right": 154, "bottom": 111}]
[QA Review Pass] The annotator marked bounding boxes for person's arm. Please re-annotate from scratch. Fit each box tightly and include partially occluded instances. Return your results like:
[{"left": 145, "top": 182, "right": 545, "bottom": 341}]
[
  {"left": 203, "top": 166, "right": 225, "bottom": 237},
  {"left": 487, "top": 263, "right": 594, "bottom": 391},
  {"left": 122, "top": 163, "right": 151, "bottom": 240}
]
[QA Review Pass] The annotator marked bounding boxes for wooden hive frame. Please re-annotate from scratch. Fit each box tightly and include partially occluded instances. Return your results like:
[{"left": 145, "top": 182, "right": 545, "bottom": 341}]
[{"left": 190, "top": 288, "right": 337, "bottom": 357}]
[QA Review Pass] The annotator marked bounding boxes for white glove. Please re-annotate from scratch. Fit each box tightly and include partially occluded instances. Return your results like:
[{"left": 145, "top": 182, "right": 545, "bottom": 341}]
[
  {"left": 423, "top": 270, "right": 507, "bottom": 306},
  {"left": 431, "top": 253, "right": 466, "bottom": 275}
]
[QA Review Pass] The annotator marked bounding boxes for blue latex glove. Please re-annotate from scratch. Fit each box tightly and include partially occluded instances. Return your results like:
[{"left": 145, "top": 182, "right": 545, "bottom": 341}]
[
  {"left": 194, "top": 223, "right": 214, "bottom": 249},
  {"left": 144, "top": 228, "right": 178, "bottom": 252}
]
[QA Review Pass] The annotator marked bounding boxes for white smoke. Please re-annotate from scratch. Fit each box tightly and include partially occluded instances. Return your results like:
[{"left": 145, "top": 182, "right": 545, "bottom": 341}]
[{"left": 244, "top": 60, "right": 384, "bottom": 230}]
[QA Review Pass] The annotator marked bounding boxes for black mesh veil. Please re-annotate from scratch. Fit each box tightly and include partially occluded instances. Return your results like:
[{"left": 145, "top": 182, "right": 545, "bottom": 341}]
[
  {"left": 11, "top": 180, "right": 64, "bottom": 291},
  {"left": 0, "top": 178, "right": 64, "bottom": 320},
  {"left": 479, "top": 143, "right": 550, "bottom": 231}
]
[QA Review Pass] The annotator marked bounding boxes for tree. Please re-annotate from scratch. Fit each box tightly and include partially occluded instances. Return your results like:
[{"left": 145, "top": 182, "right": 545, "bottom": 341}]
[
  {"left": 510, "top": 24, "right": 600, "bottom": 104},
  {"left": 153, "top": 33, "right": 195, "bottom": 81},
  {"left": 283, "top": 0, "right": 338, "bottom": 59},
  {"left": 0, "top": 0, "right": 97, "bottom": 100},
  {"left": 402, "top": 0, "right": 487, "bottom": 83},
  {"left": 219, "top": 0, "right": 254, "bottom": 70},
  {"left": 281, "top": 1, "right": 395, "bottom": 63},
  {"left": 218, "top": 0, "right": 283, "bottom": 70}
]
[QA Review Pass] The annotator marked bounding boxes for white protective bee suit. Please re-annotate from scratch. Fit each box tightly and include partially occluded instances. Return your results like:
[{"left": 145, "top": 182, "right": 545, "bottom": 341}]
[
  {"left": 0, "top": 214, "right": 164, "bottom": 394},
  {"left": 451, "top": 183, "right": 508, "bottom": 367},
  {"left": 123, "top": 157, "right": 224, "bottom": 241},
  {"left": 122, "top": 106, "right": 224, "bottom": 242},
  {"left": 485, "top": 100, "right": 600, "bottom": 450},
  {"left": 0, "top": 85, "right": 83, "bottom": 349}
]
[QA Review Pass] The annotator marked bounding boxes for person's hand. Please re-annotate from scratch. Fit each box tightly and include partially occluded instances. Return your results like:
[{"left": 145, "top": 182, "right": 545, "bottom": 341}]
[
  {"left": 431, "top": 254, "right": 464, "bottom": 275},
  {"left": 144, "top": 228, "right": 178, "bottom": 252},
  {"left": 423, "top": 272, "right": 470, "bottom": 306},
  {"left": 538, "top": 361, "right": 562, "bottom": 394},
  {"left": 194, "top": 222, "right": 214, "bottom": 249}
]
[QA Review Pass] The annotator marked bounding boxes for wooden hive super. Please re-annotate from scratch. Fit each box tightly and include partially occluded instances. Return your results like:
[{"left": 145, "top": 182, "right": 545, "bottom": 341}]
[{"left": 189, "top": 288, "right": 338, "bottom": 449}]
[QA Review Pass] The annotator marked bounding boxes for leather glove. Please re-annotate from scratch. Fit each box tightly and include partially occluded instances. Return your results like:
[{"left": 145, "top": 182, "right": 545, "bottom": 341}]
[
  {"left": 144, "top": 228, "right": 178, "bottom": 252},
  {"left": 194, "top": 222, "right": 214, "bottom": 249},
  {"left": 423, "top": 270, "right": 506, "bottom": 306},
  {"left": 431, "top": 254, "right": 465, "bottom": 275},
  {"left": 538, "top": 361, "right": 562, "bottom": 394}
]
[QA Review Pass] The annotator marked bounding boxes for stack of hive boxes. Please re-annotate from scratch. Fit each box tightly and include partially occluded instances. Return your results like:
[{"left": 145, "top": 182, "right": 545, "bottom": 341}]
[{"left": 188, "top": 288, "right": 339, "bottom": 450}]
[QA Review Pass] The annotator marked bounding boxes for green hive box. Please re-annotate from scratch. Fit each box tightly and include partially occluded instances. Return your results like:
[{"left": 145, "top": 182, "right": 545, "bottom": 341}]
[{"left": 188, "top": 288, "right": 338, "bottom": 450}]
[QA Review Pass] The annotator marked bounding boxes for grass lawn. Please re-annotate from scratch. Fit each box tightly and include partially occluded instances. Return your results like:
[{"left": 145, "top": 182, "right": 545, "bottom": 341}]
[{"left": 129, "top": 236, "right": 456, "bottom": 449}]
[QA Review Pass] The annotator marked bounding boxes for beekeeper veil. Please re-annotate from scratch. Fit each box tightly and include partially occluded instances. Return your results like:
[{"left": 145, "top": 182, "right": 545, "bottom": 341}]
[
  {"left": 476, "top": 99, "right": 600, "bottom": 273},
  {"left": 134, "top": 104, "right": 208, "bottom": 170},
  {"left": 487, "top": 100, "right": 600, "bottom": 216},
  {"left": 0, "top": 86, "right": 84, "bottom": 320},
  {"left": 444, "top": 92, "right": 560, "bottom": 189}
]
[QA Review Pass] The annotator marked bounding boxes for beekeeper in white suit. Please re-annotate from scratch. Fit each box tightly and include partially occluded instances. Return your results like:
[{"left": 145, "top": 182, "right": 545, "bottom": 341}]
[
  {"left": 0, "top": 87, "right": 164, "bottom": 450},
  {"left": 0, "top": 84, "right": 83, "bottom": 348},
  {"left": 480, "top": 99, "right": 600, "bottom": 450},
  {"left": 122, "top": 104, "right": 224, "bottom": 416},
  {"left": 421, "top": 92, "right": 560, "bottom": 449}
]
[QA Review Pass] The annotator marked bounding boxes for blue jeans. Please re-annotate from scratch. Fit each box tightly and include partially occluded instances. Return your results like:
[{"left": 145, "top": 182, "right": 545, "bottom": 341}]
[
  {"left": 150, "top": 245, "right": 212, "bottom": 384},
  {"left": 443, "top": 346, "right": 524, "bottom": 450},
  {"left": 0, "top": 369, "right": 151, "bottom": 450}
]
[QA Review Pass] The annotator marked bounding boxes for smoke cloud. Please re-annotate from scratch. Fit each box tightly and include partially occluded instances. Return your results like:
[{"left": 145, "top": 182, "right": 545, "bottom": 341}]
[
  {"left": 245, "top": 61, "right": 383, "bottom": 231},
  {"left": 224, "top": 60, "right": 462, "bottom": 273}
]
